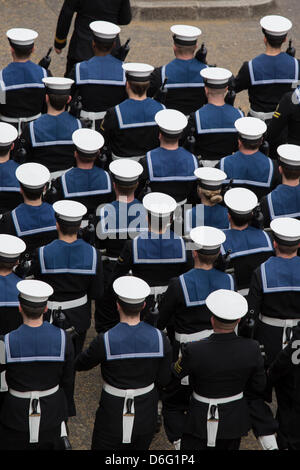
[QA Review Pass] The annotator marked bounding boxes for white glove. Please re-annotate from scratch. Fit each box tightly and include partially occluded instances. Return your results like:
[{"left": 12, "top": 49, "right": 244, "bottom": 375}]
[{"left": 258, "top": 435, "right": 278, "bottom": 450}]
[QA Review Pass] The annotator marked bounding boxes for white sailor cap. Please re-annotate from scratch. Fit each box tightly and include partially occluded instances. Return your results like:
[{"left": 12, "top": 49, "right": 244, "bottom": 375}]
[
  {"left": 0, "top": 234, "right": 26, "bottom": 260},
  {"left": 122, "top": 63, "right": 154, "bottom": 82},
  {"left": 260, "top": 15, "right": 292, "bottom": 37},
  {"left": 190, "top": 226, "right": 226, "bottom": 253},
  {"left": 235, "top": 117, "right": 267, "bottom": 140},
  {"left": 72, "top": 128, "right": 104, "bottom": 155},
  {"left": 113, "top": 275, "right": 151, "bottom": 305},
  {"left": 0, "top": 122, "right": 18, "bottom": 147},
  {"left": 270, "top": 217, "right": 300, "bottom": 246},
  {"left": 53, "top": 200, "right": 87, "bottom": 223},
  {"left": 143, "top": 192, "right": 177, "bottom": 217},
  {"left": 89, "top": 21, "right": 120, "bottom": 42},
  {"left": 170, "top": 24, "right": 201, "bottom": 45},
  {"left": 277, "top": 144, "right": 300, "bottom": 169},
  {"left": 194, "top": 167, "right": 227, "bottom": 190},
  {"left": 224, "top": 187, "right": 258, "bottom": 214},
  {"left": 6, "top": 28, "right": 38, "bottom": 46},
  {"left": 109, "top": 159, "right": 143, "bottom": 185},
  {"left": 200, "top": 67, "right": 232, "bottom": 88},
  {"left": 206, "top": 289, "right": 248, "bottom": 321},
  {"left": 155, "top": 109, "right": 188, "bottom": 135},
  {"left": 16, "top": 162, "right": 50, "bottom": 189},
  {"left": 42, "top": 77, "right": 74, "bottom": 94},
  {"left": 17, "top": 279, "right": 53, "bottom": 305}
]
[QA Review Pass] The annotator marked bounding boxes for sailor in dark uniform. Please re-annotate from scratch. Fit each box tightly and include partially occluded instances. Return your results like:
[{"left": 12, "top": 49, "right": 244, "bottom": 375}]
[
  {"left": 54, "top": 0, "right": 132, "bottom": 76},
  {"left": 29, "top": 200, "right": 103, "bottom": 357},
  {"left": 101, "top": 62, "right": 165, "bottom": 162},
  {"left": 45, "top": 128, "right": 113, "bottom": 228},
  {"left": 18, "top": 77, "right": 83, "bottom": 179},
  {"left": 0, "top": 235, "right": 26, "bottom": 410},
  {"left": 0, "top": 123, "right": 23, "bottom": 213},
  {"left": 149, "top": 25, "right": 208, "bottom": 116},
  {"left": 0, "top": 163, "right": 57, "bottom": 255},
  {"left": 0, "top": 279, "right": 75, "bottom": 450},
  {"left": 0, "top": 28, "right": 50, "bottom": 135},
  {"left": 234, "top": 15, "right": 299, "bottom": 124},
  {"left": 267, "top": 86, "right": 300, "bottom": 158},
  {"left": 75, "top": 275, "right": 172, "bottom": 450},
  {"left": 172, "top": 289, "right": 269, "bottom": 450},
  {"left": 247, "top": 217, "right": 300, "bottom": 449},
  {"left": 184, "top": 67, "right": 244, "bottom": 167},
  {"left": 184, "top": 167, "right": 229, "bottom": 235},
  {"left": 260, "top": 144, "right": 300, "bottom": 228},
  {"left": 157, "top": 226, "right": 235, "bottom": 449},
  {"left": 217, "top": 117, "right": 281, "bottom": 200},
  {"left": 95, "top": 159, "right": 148, "bottom": 333},
  {"left": 138, "top": 109, "right": 198, "bottom": 205},
  {"left": 101, "top": 193, "right": 193, "bottom": 330},
  {"left": 69, "top": 21, "right": 127, "bottom": 131},
  {"left": 220, "top": 188, "right": 274, "bottom": 296},
  {"left": 267, "top": 323, "right": 300, "bottom": 450}
]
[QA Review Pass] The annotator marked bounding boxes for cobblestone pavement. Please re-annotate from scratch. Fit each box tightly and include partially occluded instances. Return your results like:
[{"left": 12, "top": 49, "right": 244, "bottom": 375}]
[{"left": 1, "top": 0, "right": 298, "bottom": 451}]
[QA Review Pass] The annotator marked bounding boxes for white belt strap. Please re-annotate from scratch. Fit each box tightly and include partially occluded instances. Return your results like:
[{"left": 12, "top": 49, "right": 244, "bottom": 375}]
[
  {"left": 249, "top": 108, "right": 274, "bottom": 121},
  {"left": 237, "top": 288, "right": 249, "bottom": 297},
  {"left": 0, "top": 113, "right": 41, "bottom": 135},
  {"left": 47, "top": 294, "right": 88, "bottom": 312},
  {"left": 175, "top": 329, "right": 213, "bottom": 345},
  {"left": 9, "top": 385, "right": 59, "bottom": 443},
  {"left": 259, "top": 314, "right": 299, "bottom": 348},
  {"left": 111, "top": 152, "right": 145, "bottom": 162},
  {"left": 199, "top": 159, "right": 220, "bottom": 168},
  {"left": 80, "top": 110, "right": 106, "bottom": 129},
  {"left": 103, "top": 382, "right": 154, "bottom": 444},
  {"left": 0, "top": 340, "right": 7, "bottom": 392},
  {"left": 176, "top": 329, "right": 213, "bottom": 386},
  {"left": 150, "top": 285, "right": 168, "bottom": 297},
  {"left": 50, "top": 168, "right": 71, "bottom": 180},
  {"left": 193, "top": 391, "right": 243, "bottom": 447},
  {"left": 101, "top": 255, "right": 118, "bottom": 262}
]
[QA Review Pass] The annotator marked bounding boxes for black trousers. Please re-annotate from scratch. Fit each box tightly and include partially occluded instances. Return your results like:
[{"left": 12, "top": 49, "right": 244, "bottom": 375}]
[
  {"left": 91, "top": 428, "right": 153, "bottom": 451},
  {"left": 181, "top": 434, "right": 241, "bottom": 451},
  {"left": 0, "top": 423, "right": 64, "bottom": 450}
]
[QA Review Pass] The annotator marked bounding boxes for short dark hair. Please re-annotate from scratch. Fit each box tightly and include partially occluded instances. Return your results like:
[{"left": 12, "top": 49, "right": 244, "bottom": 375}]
[
  {"left": 228, "top": 209, "right": 252, "bottom": 227},
  {"left": 20, "top": 301, "right": 46, "bottom": 319},
  {"left": 174, "top": 43, "right": 196, "bottom": 56},
  {"left": 57, "top": 219, "right": 81, "bottom": 236},
  {"left": 160, "top": 132, "right": 181, "bottom": 144},
  {"left": 93, "top": 38, "right": 114, "bottom": 54},
  {"left": 76, "top": 149, "right": 99, "bottom": 163},
  {"left": 10, "top": 42, "right": 33, "bottom": 59},
  {"left": 115, "top": 181, "right": 138, "bottom": 197},
  {"left": 280, "top": 165, "right": 300, "bottom": 180},
  {"left": 0, "top": 259, "right": 18, "bottom": 271},
  {"left": 239, "top": 136, "right": 263, "bottom": 151},
  {"left": 48, "top": 94, "right": 70, "bottom": 111},
  {"left": 20, "top": 184, "right": 45, "bottom": 201},
  {"left": 118, "top": 299, "right": 143, "bottom": 317},
  {"left": 0, "top": 144, "right": 12, "bottom": 157},
  {"left": 128, "top": 81, "right": 150, "bottom": 97},
  {"left": 263, "top": 31, "right": 287, "bottom": 48},
  {"left": 276, "top": 242, "right": 299, "bottom": 256},
  {"left": 212, "top": 314, "right": 238, "bottom": 328},
  {"left": 196, "top": 251, "right": 220, "bottom": 266}
]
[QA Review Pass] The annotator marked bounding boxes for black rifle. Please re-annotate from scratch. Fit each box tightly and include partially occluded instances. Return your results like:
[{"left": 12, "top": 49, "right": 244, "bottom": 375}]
[
  {"left": 260, "top": 139, "right": 270, "bottom": 157},
  {"left": 14, "top": 253, "right": 31, "bottom": 278},
  {"left": 225, "top": 76, "right": 236, "bottom": 106},
  {"left": 114, "top": 38, "right": 131, "bottom": 61},
  {"left": 153, "top": 77, "right": 168, "bottom": 105},
  {"left": 39, "top": 47, "right": 53, "bottom": 69},
  {"left": 195, "top": 43, "right": 207, "bottom": 64},
  {"left": 52, "top": 307, "right": 78, "bottom": 339},
  {"left": 252, "top": 204, "right": 264, "bottom": 230},
  {"left": 239, "top": 309, "right": 256, "bottom": 338},
  {"left": 14, "top": 138, "right": 27, "bottom": 164},
  {"left": 185, "top": 126, "right": 196, "bottom": 154},
  {"left": 69, "top": 93, "right": 83, "bottom": 119},
  {"left": 286, "top": 39, "right": 296, "bottom": 57}
]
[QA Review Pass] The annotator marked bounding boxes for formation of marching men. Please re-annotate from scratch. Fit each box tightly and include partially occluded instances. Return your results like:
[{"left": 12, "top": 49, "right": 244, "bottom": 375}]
[{"left": 0, "top": 6, "right": 299, "bottom": 451}]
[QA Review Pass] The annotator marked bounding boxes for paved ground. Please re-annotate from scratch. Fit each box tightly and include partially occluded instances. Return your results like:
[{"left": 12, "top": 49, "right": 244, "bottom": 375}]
[{"left": 0, "top": 0, "right": 298, "bottom": 451}]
